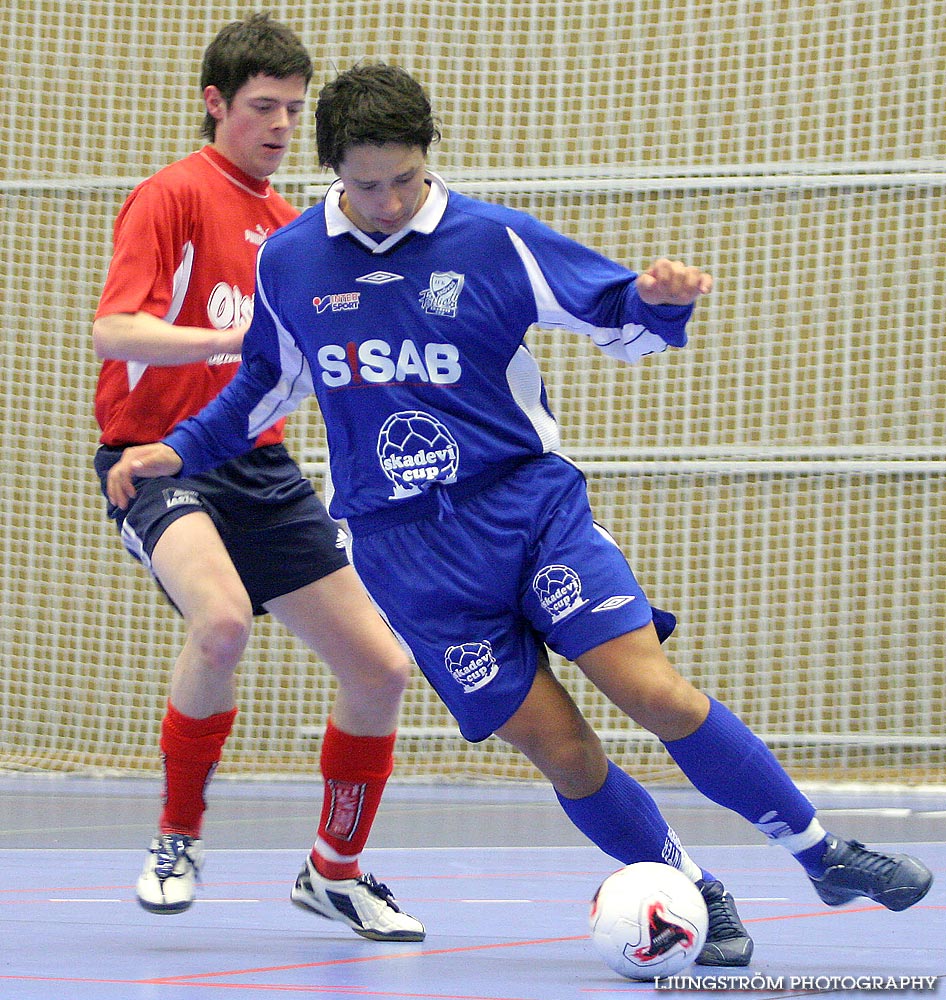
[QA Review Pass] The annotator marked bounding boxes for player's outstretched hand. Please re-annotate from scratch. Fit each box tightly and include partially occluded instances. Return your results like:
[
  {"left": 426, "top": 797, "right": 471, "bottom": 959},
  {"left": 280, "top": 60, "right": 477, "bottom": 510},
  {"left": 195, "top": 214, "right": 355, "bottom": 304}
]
[
  {"left": 107, "top": 443, "right": 183, "bottom": 510},
  {"left": 635, "top": 257, "right": 713, "bottom": 306}
]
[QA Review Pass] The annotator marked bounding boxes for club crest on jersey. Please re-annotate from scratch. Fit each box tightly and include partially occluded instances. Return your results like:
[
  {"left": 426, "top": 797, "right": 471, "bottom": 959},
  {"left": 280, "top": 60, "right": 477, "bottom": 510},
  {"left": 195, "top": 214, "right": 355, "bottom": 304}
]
[
  {"left": 444, "top": 640, "right": 500, "bottom": 693},
  {"left": 377, "top": 410, "right": 460, "bottom": 498},
  {"left": 420, "top": 271, "right": 464, "bottom": 318},
  {"left": 533, "top": 564, "right": 588, "bottom": 623}
]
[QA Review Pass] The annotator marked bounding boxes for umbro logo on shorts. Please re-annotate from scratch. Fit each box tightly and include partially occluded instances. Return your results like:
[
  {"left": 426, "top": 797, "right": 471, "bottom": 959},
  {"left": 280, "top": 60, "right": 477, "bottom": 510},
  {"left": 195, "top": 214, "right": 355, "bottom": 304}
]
[{"left": 591, "top": 596, "right": 637, "bottom": 613}]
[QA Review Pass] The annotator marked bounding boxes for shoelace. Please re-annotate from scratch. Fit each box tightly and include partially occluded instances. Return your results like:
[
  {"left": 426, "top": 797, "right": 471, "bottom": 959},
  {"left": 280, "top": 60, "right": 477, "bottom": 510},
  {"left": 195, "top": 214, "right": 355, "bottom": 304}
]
[
  {"left": 359, "top": 873, "right": 403, "bottom": 912},
  {"left": 154, "top": 836, "right": 192, "bottom": 879},
  {"left": 700, "top": 883, "right": 743, "bottom": 940},
  {"left": 840, "top": 840, "right": 898, "bottom": 878}
]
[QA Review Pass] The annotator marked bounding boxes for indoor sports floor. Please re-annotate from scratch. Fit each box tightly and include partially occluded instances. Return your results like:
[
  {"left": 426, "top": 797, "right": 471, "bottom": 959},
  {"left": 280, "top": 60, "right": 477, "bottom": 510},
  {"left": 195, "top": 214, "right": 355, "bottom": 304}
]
[{"left": 0, "top": 776, "right": 942, "bottom": 999}]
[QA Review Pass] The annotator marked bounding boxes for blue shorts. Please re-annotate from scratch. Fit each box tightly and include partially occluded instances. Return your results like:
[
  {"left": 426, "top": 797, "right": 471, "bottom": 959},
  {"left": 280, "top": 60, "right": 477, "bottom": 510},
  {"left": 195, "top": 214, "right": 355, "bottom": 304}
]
[
  {"left": 350, "top": 454, "right": 664, "bottom": 742},
  {"left": 94, "top": 443, "right": 349, "bottom": 615}
]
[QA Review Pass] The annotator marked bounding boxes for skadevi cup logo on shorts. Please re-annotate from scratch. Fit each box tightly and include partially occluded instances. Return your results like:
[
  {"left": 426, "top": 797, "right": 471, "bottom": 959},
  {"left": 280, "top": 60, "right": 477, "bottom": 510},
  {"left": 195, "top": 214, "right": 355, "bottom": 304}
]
[
  {"left": 377, "top": 410, "right": 460, "bottom": 499},
  {"left": 533, "top": 564, "right": 588, "bottom": 623},
  {"left": 444, "top": 640, "right": 500, "bottom": 693}
]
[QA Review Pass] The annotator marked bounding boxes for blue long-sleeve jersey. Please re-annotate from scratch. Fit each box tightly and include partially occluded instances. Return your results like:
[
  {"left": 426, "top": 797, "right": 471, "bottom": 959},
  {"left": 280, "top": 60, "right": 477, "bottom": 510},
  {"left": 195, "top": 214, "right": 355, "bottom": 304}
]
[{"left": 165, "top": 173, "right": 693, "bottom": 522}]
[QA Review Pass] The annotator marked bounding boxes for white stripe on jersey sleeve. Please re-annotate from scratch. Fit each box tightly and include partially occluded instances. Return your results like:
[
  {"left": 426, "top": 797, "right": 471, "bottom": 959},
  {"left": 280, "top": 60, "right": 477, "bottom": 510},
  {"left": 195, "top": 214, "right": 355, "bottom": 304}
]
[
  {"left": 505, "top": 227, "right": 670, "bottom": 365},
  {"left": 127, "top": 240, "right": 197, "bottom": 392}
]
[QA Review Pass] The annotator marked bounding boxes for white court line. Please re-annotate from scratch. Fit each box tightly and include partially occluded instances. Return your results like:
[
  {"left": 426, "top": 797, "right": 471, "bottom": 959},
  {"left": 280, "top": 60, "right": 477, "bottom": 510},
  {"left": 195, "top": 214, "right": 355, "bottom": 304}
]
[
  {"left": 49, "top": 898, "right": 124, "bottom": 903},
  {"left": 48, "top": 897, "right": 261, "bottom": 903},
  {"left": 4, "top": 839, "right": 942, "bottom": 853}
]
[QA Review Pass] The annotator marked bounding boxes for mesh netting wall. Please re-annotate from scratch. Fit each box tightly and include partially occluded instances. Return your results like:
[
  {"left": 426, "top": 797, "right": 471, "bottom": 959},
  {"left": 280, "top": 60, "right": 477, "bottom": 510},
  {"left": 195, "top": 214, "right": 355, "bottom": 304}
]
[{"left": 2, "top": 1, "right": 944, "bottom": 784}]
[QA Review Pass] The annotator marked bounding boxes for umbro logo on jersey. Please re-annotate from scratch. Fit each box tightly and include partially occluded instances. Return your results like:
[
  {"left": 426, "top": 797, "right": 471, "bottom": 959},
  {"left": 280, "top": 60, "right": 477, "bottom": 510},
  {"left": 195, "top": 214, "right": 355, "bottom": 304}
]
[
  {"left": 591, "top": 596, "right": 637, "bottom": 613},
  {"left": 356, "top": 270, "right": 404, "bottom": 284}
]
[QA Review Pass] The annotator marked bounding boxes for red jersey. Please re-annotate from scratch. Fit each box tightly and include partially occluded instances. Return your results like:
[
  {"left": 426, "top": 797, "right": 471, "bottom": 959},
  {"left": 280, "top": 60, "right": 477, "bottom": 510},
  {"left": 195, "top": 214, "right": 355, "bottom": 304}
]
[{"left": 94, "top": 146, "right": 298, "bottom": 446}]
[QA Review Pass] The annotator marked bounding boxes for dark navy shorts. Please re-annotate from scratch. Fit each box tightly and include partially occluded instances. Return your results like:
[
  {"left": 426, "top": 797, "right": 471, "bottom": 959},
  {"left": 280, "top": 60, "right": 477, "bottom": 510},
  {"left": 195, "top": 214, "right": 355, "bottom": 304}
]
[
  {"left": 350, "top": 454, "right": 663, "bottom": 742},
  {"left": 94, "top": 443, "right": 349, "bottom": 615}
]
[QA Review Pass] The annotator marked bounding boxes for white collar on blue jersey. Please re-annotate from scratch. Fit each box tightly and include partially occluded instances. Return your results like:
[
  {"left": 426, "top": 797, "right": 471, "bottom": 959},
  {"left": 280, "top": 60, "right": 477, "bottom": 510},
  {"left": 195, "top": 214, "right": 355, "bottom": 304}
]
[{"left": 323, "top": 170, "right": 449, "bottom": 252}]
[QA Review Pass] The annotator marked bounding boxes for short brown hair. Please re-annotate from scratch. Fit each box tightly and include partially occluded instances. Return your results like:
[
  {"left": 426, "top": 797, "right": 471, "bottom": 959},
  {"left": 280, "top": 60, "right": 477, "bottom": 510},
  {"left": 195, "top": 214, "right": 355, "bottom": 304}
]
[{"left": 200, "top": 13, "right": 312, "bottom": 141}]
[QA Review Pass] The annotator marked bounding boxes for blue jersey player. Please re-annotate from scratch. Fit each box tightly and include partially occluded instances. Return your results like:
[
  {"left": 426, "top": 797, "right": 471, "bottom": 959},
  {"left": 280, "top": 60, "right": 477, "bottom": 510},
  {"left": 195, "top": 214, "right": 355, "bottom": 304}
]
[{"left": 108, "top": 63, "right": 933, "bottom": 967}]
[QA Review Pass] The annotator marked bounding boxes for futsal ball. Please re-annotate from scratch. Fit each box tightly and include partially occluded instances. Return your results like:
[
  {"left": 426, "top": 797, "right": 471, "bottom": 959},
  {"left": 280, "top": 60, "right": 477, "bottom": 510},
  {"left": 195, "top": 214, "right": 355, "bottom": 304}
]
[{"left": 589, "top": 862, "right": 708, "bottom": 980}]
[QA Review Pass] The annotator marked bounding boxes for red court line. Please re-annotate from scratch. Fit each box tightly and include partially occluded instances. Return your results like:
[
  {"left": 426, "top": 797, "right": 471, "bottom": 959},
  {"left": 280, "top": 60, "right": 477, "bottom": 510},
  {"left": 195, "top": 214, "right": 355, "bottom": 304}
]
[
  {"left": 135, "top": 900, "right": 946, "bottom": 988},
  {"left": 0, "top": 934, "right": 586, "bottom": 998},
  {"left": 744, "top": 901, "right": 944, "bottom": 923},
  {"left": 0, "top": 980, "right": 538, "bottom": 999},
  {"left": 145, "top": 934, "right": 589, "bottom": 983}
]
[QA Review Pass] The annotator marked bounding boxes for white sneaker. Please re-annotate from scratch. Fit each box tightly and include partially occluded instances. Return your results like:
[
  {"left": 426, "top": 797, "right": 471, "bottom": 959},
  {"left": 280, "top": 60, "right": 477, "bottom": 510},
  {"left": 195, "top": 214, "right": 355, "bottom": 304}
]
[
  {"left": 290, "top": 855, "right": 425, "bottom": 941},
  {"left": 136, "top": 834, "right": 204, "bottom": 914}
]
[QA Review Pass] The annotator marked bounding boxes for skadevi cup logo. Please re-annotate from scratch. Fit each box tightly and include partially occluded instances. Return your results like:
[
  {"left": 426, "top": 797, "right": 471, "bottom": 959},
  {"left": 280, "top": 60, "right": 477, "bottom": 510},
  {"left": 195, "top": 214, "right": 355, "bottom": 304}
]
[
  {"left": 444, "top": 640, "right": 500, "bottom": 693},
  {"left": 376, "top": 410, "right": 459, "bottom": 498}
]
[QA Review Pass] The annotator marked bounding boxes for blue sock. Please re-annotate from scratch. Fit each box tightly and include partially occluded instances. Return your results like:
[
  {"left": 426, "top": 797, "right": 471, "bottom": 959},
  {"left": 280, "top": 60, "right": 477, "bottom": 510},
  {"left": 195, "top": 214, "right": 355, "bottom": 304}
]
[
  {"left": 794, "top": 839, "right": 831, "bottom": 875},
  {"left": 556, "top": 759, "right": 707, "bottom": 881},
  {"left": 663, "top": 697, "right": 826, "bottom": 862}
]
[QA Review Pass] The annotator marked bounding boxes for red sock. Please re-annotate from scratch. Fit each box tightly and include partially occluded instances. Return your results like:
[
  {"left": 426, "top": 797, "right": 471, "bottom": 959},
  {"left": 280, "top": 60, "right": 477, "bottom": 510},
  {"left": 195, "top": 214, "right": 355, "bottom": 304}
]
[
  {"left": 311, "top": 719, "right": 395, "bottom": 880},
  {"left": 158, "top": 701, "right": 237, "bottom": 838}
]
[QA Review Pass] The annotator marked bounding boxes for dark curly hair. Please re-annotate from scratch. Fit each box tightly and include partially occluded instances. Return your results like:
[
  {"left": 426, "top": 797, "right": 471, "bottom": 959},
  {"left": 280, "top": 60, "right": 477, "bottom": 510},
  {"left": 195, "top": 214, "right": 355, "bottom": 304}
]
[{"left": 316, "top": 63, "right": 442, "bottom": 170}]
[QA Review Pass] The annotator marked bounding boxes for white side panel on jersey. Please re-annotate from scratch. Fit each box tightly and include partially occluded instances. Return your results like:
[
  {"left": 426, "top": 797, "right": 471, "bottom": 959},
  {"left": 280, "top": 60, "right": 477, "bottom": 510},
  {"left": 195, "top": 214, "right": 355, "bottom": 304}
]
[
  {"left": 164, "top": 240, "right": 195, "bottom": 326},
  {"left": 245, "top": 278, "right": 315, "bottom": 437},
  {"left": 505, "top": 344, "right": 561, "bottom": 452}
]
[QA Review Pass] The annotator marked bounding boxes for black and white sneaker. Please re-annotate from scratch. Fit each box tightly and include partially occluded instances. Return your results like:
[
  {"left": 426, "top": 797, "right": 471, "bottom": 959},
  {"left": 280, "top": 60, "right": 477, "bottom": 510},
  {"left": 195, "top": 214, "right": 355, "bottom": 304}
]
[
  {"left": 290, "top": 856, "right": 425, "bottom": 941},
  {"left": 136, "top": 833, "right": 203, "bottom": 914},
  {"left": 809, "top": 836, "right": 933, "bottom": 911},
  {"left": 695, "top": 879, "right": 753, "bottom": 967}
]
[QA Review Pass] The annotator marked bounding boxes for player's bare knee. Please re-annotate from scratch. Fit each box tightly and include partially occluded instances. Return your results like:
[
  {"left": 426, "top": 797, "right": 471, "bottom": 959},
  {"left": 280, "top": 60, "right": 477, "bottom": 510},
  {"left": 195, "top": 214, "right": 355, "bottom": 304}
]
[
  {"left": 333, "top": 646, "right": 411, "bottom": 706},
  {"left": 187, "top": 606, "right": 252, "bottom": 673},
  {"left": 626, "top": 674, "right": 709, "bottom": 740},
  {"left": 360, "top": 653, "right": 411, "bottom": 704},
  {"left": 506, "top": 713, "right": 603, "bottom": 786}
]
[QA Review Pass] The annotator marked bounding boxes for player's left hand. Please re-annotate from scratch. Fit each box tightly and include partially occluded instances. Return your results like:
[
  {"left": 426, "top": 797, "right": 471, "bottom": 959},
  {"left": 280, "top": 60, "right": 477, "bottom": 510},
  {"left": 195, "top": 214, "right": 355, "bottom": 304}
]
[{"left": 635, "top": 258, "right": 713, "bottom": 306}]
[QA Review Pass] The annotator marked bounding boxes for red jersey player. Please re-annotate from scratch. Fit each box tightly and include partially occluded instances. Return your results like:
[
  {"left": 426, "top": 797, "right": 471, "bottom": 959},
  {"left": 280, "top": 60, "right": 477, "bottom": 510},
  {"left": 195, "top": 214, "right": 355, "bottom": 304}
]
[{"left": 92, "top": 14, "right": 423, "bottom": 941}]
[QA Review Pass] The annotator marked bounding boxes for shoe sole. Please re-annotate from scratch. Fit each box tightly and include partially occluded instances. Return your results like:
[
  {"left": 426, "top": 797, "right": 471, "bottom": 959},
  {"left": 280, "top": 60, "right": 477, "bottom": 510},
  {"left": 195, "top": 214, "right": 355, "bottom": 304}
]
[
  {"left": 290, "top": 891, "right": 425, "bottom": 942},
  {"left": 696, "top": 952, "right": 753, "bottom": 968},
  {"left": 137, "top": 895, "right": 193, "bottom": 914},
  {"left": 696, "top": 937, "right": 754, "bottom": 967},
  {"left": 815, "top": 874, "right": 933, "bottom": 911}
]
